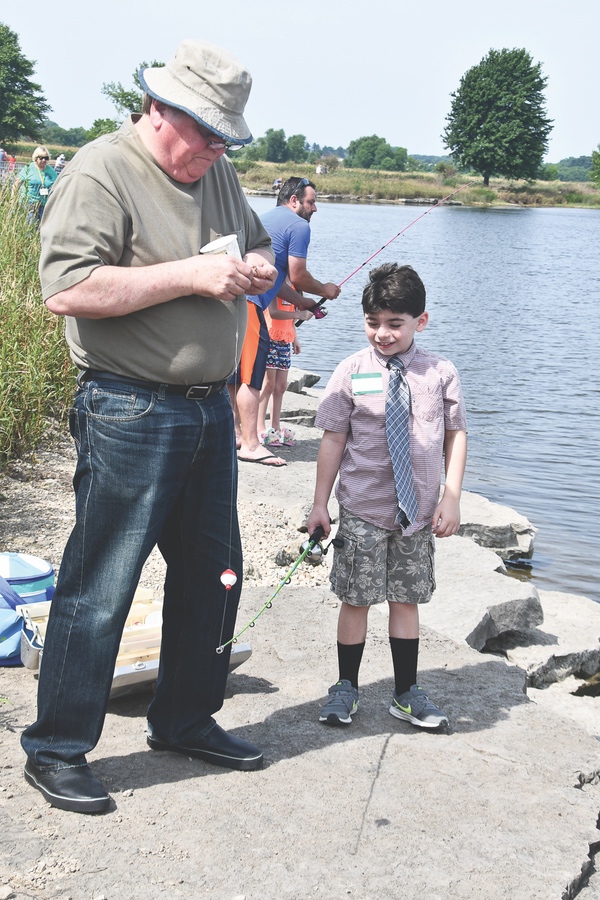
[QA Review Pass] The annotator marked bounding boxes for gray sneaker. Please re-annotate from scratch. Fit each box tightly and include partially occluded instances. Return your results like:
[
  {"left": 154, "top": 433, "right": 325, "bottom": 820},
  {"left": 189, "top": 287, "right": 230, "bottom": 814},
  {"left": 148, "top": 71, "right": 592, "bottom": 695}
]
[
  {"left": 319, "top": 679, "right": 359, "bottom": 726},
  {"left": 389, "top": 684, "right": 448, "bottom": 729}
]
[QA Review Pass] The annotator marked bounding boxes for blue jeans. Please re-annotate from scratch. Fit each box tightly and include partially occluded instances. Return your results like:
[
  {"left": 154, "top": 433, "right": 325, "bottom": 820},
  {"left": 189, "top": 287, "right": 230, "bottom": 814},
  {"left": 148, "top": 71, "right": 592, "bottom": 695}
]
[{"left": 22, "top": 376, "right": 242, "bottom": 769}]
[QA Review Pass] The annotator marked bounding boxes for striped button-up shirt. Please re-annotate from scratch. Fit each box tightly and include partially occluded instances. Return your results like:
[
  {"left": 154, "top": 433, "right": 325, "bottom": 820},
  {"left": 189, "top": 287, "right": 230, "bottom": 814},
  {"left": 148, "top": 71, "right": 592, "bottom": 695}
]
[{"left": 315, "top": 342, "right": 467, "bottom": 533}]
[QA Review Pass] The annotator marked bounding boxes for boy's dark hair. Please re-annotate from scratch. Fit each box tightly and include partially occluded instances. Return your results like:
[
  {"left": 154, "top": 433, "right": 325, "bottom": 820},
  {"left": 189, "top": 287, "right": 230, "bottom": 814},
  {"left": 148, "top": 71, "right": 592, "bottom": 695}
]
[
  {"left": 277, "top": 176, "right": 316, "bottom": 206},
  {"left": 361, "top": 262, "right": 426, "bottom": 317}
]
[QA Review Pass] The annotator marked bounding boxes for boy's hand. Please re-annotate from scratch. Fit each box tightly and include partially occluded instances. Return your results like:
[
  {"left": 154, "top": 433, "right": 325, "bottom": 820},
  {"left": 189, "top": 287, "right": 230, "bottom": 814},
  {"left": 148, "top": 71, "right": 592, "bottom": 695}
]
[
  {"left": 306, "top": 505, "right": 331, "bottom": 539},
  {"left": 431, "top": 496, "right": 461, "bottom": 538}
]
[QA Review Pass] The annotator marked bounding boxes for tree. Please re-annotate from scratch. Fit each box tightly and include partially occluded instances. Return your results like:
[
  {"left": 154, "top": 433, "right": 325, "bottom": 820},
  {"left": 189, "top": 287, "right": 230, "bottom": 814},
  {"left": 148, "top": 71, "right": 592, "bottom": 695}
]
[
  {"left": 443, "top": 48, "right": 553, "bottom": 186},
  {"left": 41, "top": 121, "right": 88, "bottom": 147},
  {"left": 345, "top": 135, "right": 407, "bottom": 171},
  {"left": 591, "top": 146, "right": 600, "bottom": 188},
  {"left": 0, "top": 23, "right": 50, "bottom": 142},
  {"left": 102, "top": 60, "right": 163, "bottom": 120},
  {"left": 286, "top": 134, "right": 308, "bottom": 162},
  {"left": 555, "top": 156, "right": 592, "bottom": 182},
  {"left": 264, "top": 128, "right": 288, "bottom": 163},
  {"left": 538, "top": 163, "right": 559, "bottom": 181},
  {"left": 86, "top": 118, "right": 119, "bottom": 141}
]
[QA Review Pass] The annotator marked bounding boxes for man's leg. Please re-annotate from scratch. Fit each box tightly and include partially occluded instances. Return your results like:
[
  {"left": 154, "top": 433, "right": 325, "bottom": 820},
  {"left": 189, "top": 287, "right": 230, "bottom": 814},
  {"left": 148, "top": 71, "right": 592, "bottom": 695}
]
[
  {"left": 21, "top": 379, "right": 209, "bottom": 805},
  {"left": 146, "top": 390, "right": 263, "bottom": 769}
]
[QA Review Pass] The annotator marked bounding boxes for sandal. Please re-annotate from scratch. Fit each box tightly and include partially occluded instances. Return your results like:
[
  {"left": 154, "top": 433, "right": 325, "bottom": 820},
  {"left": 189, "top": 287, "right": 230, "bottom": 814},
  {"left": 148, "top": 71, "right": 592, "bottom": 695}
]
[{"left": 260, "top": 428, "right": 282, "bottom": 447}]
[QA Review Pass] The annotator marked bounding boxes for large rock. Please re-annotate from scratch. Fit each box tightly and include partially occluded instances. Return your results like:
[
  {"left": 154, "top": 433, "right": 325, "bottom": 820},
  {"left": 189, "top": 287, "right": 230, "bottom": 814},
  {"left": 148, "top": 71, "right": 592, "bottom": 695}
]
[
  {"left": 486, "top": 589, "right": 600, "bottom": 688},
  {"left": 421, "top": 535, "right": 543, "bottom": 651},
  {"left": 285, "top": 366, "right": 321, "bottom": 393},
  {"left": 459, "top": 491, "right": 536, "bottom": 559}
]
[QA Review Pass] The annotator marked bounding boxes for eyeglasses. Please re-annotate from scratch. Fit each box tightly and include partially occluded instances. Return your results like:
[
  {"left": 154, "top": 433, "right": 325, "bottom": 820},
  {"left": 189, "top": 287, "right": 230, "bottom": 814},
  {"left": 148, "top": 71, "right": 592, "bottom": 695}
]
[
  {"left": 196, "top": 123, "right": 244, "bottom": 153},
  {"left": 36, "top": 156, "right": 49, "bottom": 161}
]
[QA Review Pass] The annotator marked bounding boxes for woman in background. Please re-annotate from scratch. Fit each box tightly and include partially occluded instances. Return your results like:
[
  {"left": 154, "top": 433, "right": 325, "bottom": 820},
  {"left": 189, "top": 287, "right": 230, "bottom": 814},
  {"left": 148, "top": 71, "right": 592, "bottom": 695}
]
[{"left": 13, "top": 146, "right": 58, "bottom": 225}]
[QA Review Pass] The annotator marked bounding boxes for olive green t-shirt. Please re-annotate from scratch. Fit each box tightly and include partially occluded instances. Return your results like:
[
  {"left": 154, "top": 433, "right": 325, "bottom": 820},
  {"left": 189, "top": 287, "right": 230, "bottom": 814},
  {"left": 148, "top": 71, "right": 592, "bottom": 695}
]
[{"left": 39, "top": 116, "right": 271, "bottom": 384}]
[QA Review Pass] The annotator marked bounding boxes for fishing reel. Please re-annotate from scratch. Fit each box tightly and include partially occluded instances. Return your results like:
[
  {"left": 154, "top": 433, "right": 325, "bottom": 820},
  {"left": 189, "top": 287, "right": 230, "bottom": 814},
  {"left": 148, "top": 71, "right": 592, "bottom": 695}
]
[
  {"left": 295, "top": 300, "right": 328, "bottom": 327},
  {"left": 300, "top": 527, "right": 344, "bottom": 567}
]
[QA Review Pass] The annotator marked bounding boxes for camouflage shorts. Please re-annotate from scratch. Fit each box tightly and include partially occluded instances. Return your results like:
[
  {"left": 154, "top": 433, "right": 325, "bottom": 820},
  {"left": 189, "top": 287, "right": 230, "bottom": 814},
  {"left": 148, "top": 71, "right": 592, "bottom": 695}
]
[{"left": 330, "top": 506, "right": 436, "bottom": 606}]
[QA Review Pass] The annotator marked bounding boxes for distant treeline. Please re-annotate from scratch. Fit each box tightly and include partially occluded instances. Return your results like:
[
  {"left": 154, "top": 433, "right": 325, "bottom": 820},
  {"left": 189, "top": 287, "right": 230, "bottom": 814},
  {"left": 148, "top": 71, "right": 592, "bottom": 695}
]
[{"left": 24, "top": 121, "right": 595, "bottom": 182}]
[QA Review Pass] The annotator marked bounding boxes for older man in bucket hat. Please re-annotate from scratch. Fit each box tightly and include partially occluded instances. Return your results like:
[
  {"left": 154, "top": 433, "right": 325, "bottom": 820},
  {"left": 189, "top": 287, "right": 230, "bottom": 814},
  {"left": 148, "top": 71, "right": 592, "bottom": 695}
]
[{"left": 21, "top": 40, "right": 277, "bottom": 814}]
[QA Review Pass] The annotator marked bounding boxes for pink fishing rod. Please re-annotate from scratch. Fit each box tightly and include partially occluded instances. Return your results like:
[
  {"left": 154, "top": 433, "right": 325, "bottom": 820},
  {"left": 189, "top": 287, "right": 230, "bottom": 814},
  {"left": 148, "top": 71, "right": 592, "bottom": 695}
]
[{"left": 337, "top": 180, "right": 475, "bottom": 288}]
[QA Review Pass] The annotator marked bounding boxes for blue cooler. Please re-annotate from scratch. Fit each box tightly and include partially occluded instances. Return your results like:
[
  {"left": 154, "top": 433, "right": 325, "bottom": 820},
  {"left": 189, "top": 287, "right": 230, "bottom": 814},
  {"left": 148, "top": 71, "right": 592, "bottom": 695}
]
[{"left": 0, "top": 552, "right": 55, "bottom": 665}]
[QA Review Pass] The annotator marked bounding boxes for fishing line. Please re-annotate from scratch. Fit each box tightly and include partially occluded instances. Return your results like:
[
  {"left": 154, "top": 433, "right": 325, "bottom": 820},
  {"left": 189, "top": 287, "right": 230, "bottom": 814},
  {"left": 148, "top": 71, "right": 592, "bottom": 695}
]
[
  {"left": 216, "top": 526, "right": 326, "bottom": 653},
  {"left": 337, "top": 181, "right": 475, "bottom": 288},
  {"left": 296, "top": 180, "right": 475, "bottom": 326}
]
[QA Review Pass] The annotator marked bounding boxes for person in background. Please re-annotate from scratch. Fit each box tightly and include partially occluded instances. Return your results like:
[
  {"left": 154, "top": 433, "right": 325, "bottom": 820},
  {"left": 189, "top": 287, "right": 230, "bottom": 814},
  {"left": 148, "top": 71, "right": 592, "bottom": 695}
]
[
  {"left": 55, "top": 153, "right": 67, "bottom": 174},
  {"left": 257, "top": 287, "right": 311, "bottom": 448},
  {"left": 21, "top": 39, "right": 277, "bottom": 816},
  {"left": 306, "top": 262, "right": 467, "bottom": 731},
  {"left": 230, "top": 177, "right": 340, "bottom": 466},
  {"left": 12, "top": 146, "right": 58, "bottom": 224}
]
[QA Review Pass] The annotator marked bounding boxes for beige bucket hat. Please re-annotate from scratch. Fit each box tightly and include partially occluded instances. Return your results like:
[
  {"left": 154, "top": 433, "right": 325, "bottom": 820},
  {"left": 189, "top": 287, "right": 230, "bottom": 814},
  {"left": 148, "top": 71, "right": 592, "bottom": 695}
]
[{"left": 139, "top": 39, "right": 253, "bottom": 144}]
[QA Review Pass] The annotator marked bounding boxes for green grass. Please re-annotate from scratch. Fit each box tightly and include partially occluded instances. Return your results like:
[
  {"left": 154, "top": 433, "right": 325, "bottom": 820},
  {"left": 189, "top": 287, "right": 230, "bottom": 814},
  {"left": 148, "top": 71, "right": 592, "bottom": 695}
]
[
  {"left": 0, "top": 186, "right": 73, "bottom": 465},
  {"left": 237, "top": 161, "right": 600, "bottom": 208}
]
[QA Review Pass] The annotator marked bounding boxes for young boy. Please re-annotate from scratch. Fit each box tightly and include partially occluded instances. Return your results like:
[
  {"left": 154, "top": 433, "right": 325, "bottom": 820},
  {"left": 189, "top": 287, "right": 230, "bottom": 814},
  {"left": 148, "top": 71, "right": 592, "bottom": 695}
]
[{"left": 306, "top": 262, "right": 467, "bottom": 729}]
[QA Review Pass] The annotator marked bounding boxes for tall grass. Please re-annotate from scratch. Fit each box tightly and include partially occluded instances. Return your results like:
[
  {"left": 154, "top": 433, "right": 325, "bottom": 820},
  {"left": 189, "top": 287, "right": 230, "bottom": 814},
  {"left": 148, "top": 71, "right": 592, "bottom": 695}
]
[
  {"left": 236, "top": 161, "right": 600, "bottom": 208},
  {"left": 0, "top": 186, "right": 73, "bottom": 465}
]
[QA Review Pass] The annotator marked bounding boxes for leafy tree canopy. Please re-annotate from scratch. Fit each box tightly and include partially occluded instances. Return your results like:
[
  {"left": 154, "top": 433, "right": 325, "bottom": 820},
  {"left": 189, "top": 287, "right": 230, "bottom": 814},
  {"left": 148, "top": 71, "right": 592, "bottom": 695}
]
[
  {"left": 86, "top": 118, "right": 119, "bottom": 141},
  {"left": 102, "top": 60, "right": 163, "bottom": 120},
  {"left": 443, "top": 48, "right": 553, "bottom": 186},
  {"left": 241, "top": 129, "right": 312, "bottom": 163},
  {"left": 589, "top": 147, "right": 600, "bottom": 187},
  {"left": 41, "top": 120, "right": 88, "bottom": 147},
  {"left": 344, "top": 135, "right": 407, "bottom": 171},
  {"left": 0, "top": 22, "right": 50, "bottom": 142},
  {"left": 286, "top": 133, "right": 308, "bottom": 163}
]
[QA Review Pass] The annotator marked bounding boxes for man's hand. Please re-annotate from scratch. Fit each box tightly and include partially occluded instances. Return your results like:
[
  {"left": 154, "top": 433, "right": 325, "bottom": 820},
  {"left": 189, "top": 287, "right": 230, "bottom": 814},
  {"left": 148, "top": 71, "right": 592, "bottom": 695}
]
[
  {"left": 188, "top": 255, "right": 258, "bottom": 301},
  {"left": 244, "top": 250, "right": 277, "bottom": 296},
  {"left": 321, "top": 282, "right": 341, "bottom": 300}
]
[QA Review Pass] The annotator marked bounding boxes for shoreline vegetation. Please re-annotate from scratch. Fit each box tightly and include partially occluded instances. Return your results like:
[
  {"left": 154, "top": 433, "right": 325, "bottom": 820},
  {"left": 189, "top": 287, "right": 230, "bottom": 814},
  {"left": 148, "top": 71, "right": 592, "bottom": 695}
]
[
  {"left": 236, "top": 160, "right": 600, "bottom": 209},
  {"left": 10, "top": 142, "right": 600, "bottom": 208},
  {"left": 2, "top": 155, "right": 600, "bottom": 464}
]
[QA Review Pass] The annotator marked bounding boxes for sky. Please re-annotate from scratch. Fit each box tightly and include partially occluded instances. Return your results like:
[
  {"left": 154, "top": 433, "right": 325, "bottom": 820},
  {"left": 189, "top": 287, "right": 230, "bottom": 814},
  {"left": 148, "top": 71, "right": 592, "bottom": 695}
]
[{"left": 3, "top": 0, "right": 598, "bottom": 162}]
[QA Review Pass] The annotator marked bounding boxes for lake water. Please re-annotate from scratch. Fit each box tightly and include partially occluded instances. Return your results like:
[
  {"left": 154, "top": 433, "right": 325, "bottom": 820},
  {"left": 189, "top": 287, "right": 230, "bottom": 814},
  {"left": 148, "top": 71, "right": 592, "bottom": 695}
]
[{"left": 248, "top": 197, "right": 600, "bottom": 604}]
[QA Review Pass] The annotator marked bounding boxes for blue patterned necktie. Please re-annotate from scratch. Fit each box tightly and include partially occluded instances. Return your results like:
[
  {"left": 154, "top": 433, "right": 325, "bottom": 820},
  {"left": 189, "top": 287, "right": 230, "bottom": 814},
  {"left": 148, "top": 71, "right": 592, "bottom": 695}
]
[{"left": 386, "top": 356, "right": 418, "bottom": 528}]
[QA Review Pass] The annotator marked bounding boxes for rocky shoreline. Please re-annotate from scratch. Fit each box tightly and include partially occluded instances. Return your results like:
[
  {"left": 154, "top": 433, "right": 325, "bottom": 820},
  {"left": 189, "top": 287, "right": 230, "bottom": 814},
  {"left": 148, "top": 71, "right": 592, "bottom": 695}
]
[{"left": 0, "top": 373, "right": 599, "bottom": 899}]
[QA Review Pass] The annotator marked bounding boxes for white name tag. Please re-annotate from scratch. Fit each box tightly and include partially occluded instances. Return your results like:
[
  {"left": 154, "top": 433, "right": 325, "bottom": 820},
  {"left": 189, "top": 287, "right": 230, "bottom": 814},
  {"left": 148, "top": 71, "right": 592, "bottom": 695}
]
[
  {"left": 351, "top": 372, "right": 383, "bottom": 395},
  {"left": 39, "top": 188, "right": 49, "bottom": 196}
]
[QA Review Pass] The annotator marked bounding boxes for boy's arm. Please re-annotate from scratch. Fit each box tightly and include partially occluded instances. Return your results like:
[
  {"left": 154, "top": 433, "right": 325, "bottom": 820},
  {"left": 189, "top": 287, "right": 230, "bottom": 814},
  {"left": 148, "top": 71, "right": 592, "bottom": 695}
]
[
  {"left": 431, "top": 428, "right": 467, "bottom": 538},
  {"left": 306, "top": 429, "right": 348, "bottom": 539}
]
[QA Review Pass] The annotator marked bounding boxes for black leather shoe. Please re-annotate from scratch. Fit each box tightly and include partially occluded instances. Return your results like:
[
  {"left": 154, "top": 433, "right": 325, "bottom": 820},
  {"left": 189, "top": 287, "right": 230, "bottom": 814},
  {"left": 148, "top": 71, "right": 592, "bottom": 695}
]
[
  {"left": 24, "top": 760, "right": 110, "bottom": 814},
  {"left": 147, "top": 722, "right": 263, "bottom": 771}
]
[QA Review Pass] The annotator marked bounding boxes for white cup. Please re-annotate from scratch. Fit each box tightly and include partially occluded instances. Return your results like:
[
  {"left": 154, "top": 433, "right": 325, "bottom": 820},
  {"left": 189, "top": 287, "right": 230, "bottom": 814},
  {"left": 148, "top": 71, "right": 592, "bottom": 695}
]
[{"left": 199, "top": 234, "right": 242, "bottom": 259}]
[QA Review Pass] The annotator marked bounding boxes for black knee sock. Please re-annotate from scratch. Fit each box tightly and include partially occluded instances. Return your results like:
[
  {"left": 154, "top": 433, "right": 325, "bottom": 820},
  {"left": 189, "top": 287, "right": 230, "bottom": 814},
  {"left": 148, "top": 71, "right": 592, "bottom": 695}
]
[
  {"left": 389, "top": 637, "right": 419, "bottom": 696},
  {"left": 337, "top": 641, "right": 365, "bottom": 689}
]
